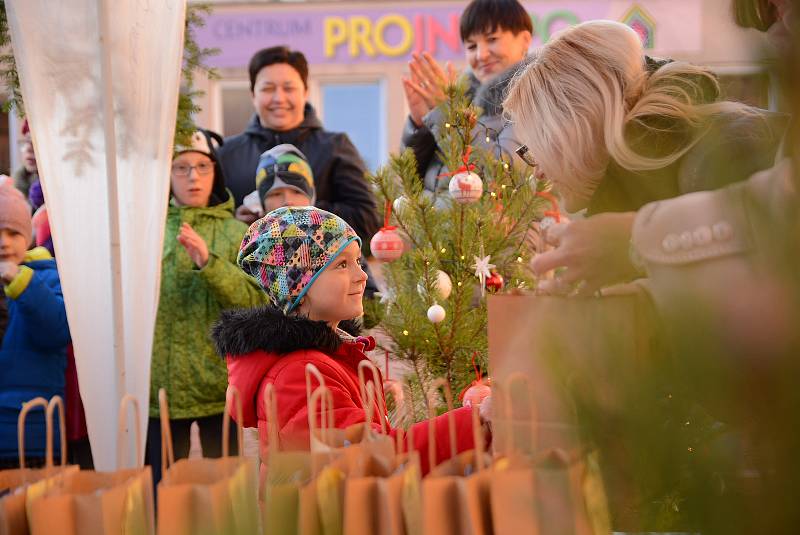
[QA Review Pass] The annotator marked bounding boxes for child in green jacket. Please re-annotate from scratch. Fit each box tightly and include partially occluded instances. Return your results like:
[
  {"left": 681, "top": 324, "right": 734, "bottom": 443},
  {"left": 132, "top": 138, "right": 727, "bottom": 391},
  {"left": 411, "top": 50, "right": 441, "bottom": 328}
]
[{"left": 146, "top": 130, "right": 267, "bottom": 484}]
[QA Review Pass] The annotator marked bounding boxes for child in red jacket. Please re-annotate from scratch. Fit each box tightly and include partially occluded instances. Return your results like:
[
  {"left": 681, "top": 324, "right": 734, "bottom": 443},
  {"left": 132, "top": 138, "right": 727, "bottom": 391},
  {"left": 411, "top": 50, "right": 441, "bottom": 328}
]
[{"left": 212, "top": 206, "right": 486, "bottom": 474}]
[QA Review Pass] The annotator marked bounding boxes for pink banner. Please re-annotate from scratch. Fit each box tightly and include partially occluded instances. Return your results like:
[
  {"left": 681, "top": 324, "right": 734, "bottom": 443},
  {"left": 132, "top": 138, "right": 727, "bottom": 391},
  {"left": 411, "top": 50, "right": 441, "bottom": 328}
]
[{"left": 196, "top": 1, "right": 701, "bottom": 67}]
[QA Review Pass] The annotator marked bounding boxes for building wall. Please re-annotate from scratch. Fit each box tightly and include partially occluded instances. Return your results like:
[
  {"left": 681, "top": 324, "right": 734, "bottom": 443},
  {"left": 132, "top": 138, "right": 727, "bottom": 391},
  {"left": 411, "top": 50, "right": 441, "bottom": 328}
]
[{"left": 191, "top": 0, "right": 774, "bottom": 173}]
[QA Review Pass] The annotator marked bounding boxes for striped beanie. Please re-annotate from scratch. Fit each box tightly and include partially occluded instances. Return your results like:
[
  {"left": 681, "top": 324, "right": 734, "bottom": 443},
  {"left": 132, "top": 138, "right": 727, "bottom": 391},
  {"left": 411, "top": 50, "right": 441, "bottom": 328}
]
[
  {"left": 238, "top": 206, "right": 361, "bottom": 314},
  {"left": 255, "top": 144, "right": 316, "bottom": 207}
]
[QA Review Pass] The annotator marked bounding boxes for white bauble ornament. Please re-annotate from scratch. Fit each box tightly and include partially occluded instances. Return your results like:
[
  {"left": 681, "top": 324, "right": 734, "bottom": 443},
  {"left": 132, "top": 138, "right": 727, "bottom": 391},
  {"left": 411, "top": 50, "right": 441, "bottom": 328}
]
[
  {"left": 370, "top": 228, "right": 404, "bottom": 262},
  {"left": 448, "top": 171, "right": 483, "bottom": 204},
  {"left": 539, "top": 216, "right": 557, "bottom": 231},
  {"left": 417, "top": 270, "right": 452, "bottom": 300},
  {"left": 393, "top": 196, "right": 409, "bottom": 215},
  {"left": 427, "top": 304, "right": 446, "bottom": 323}
]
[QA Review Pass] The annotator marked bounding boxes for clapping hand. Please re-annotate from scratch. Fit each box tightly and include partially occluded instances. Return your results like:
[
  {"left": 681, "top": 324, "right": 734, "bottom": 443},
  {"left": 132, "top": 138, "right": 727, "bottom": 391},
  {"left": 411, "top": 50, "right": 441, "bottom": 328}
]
[
  {"left": 401, "top": 52, "right": 458, "bottom": 127},
  {"left": 177, "top": 223, "right": 209, "bottom": 269}
]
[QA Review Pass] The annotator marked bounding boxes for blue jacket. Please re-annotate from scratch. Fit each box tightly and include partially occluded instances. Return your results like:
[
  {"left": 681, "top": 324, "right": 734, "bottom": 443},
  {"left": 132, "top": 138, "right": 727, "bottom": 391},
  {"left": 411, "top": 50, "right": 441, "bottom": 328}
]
[{"left": 0, "top": 248, "right": 70, "bottom": 459}]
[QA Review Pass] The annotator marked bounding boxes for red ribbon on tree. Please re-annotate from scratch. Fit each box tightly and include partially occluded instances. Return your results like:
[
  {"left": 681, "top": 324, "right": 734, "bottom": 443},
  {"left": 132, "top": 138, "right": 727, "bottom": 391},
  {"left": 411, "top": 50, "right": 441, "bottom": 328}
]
[
  {"left": 458, "top": 351, "right": 492, "bottom": 405},
  {"left": 437, "top": 145, "right": 476, "bottom": 179},
  {"left": 535, "top": 191, "right": 562, "bottom": 223},
  {"left": 381, "top": 199, "right": 396, "bottom": 231}
]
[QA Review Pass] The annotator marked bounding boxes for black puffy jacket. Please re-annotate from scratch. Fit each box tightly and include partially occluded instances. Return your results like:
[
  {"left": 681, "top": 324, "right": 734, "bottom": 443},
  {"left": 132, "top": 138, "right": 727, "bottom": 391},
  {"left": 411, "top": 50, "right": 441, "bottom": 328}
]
[{"left": 217, "top": 105, "right": 380, "bottom": 245}]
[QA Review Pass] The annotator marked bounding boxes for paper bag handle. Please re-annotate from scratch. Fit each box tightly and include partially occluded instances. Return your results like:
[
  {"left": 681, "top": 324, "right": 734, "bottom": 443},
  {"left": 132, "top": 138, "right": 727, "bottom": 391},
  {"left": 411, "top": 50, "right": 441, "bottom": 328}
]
[
  {"left": 308, "top": 385, "right": 334, "bottom": 451},
  {"left": 263, "top": 382, "right": 281, "bottom": 453},
  {"left": 358, "top": 360, "right": 387, "bottom": 434},
  {"left": 471, "top": 405, "right": 486, "bottom": 472},
  {"left": 17, "top": 397, "right": 49, "bottom": 469},
  {"left": 502, "top": 372, "right": 538, "bottom": 456},
  {"left": 384, "top": 380, "right": 413, "bottom": 455},
  {"left": 116, "top": 394, "right": 142, "bottom": 468},
  {"left": 46, "top": 395, "right": 67, "bottom": 467},
  {"left": 427, "top": 378, "right": 457, "bottom": 470},
  {"left": 158, "top": 388, "right": 175, "bottom": 473},
  {"left": 305, "top": 363, "right": 326, "bottom": 411},
  {"left": 222, "top": 385, "right": 245, "bottom": 458}
]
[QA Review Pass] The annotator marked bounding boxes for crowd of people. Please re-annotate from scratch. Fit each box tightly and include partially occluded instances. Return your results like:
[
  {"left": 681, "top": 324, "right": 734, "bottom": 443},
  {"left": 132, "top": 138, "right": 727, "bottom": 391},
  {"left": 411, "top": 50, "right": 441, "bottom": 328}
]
[{"left": 0, "top": 0, "right": 795, "bottom": 509}]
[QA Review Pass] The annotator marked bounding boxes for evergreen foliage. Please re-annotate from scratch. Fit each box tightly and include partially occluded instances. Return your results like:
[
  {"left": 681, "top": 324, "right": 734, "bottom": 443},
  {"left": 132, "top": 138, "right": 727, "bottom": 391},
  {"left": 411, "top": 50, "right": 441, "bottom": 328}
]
[{"left": 368, "top": 80, "right": 548, "bottom": 411}]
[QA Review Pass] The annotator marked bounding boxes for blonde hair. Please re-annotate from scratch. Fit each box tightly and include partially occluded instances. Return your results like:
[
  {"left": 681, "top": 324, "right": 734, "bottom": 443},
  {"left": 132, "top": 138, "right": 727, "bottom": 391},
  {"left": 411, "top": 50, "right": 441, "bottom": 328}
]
[{"left": 504, "top": 20, "right": 742, "bottom": 208}]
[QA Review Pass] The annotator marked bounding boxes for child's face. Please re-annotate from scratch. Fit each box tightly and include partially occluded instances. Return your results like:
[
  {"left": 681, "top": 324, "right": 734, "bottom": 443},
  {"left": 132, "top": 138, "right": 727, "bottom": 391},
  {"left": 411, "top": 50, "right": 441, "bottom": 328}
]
[
  {"left": 263, "top": 187, "right": 311, "bottom": 212},
  {"left": 171, "top": 152, "right": 215, "bottom": 208},
  {"left": 19, "top": 134, "right": 37, "bottom": 174},
  {"left": 0, "top": 228, "right": 29, "bottom": 265},
  {"left": 299, "top": 241, "right": 367, "bottom": 326}
]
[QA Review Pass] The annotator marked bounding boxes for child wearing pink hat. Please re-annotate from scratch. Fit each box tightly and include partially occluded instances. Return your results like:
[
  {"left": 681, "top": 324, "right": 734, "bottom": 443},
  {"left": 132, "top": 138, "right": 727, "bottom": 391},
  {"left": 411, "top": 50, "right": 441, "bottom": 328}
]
[{"left": 0, "top": 182, "right": 70, "bottom": 468}]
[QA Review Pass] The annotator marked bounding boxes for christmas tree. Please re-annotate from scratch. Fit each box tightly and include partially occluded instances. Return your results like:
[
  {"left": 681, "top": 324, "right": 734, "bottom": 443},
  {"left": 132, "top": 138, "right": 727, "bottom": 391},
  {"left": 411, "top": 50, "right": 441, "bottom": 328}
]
[{"left": 367, "top": 80, "right": 551, "bottom": 414}]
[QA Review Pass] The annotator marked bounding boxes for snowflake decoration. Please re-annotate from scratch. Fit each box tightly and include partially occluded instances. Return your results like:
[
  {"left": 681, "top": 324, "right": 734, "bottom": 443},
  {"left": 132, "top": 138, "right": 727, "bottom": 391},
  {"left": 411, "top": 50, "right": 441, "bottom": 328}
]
[
  {"left": 377, "top": 287, "right": 397, "bottom": 306},
  {"left": 472, "top": 253, "right": 495, "bottom": 297}
]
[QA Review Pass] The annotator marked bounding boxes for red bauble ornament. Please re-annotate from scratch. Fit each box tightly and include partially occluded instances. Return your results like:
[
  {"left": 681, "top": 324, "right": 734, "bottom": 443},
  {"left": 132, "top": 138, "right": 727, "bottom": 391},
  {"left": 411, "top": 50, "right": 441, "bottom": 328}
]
[
  {"left": 462, "top": 381, "right": 492, "bottom": 407},
  {"left": 370, "top": 227, "right": 404, "bottom": 262},
  {"left": 485, "top": 271, "right": 504, "bottom": 293}
]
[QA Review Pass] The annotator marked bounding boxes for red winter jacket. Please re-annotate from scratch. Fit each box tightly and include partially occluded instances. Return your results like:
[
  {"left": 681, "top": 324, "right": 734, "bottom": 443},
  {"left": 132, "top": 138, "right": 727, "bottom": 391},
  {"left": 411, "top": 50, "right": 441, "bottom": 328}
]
[{"left": 212, "top": 306, "right": 475, "bottom": 475}]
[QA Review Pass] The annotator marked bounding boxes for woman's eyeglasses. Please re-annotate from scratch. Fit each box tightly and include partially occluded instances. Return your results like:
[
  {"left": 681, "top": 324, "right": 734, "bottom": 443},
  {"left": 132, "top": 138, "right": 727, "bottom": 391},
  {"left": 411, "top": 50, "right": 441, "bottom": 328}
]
[{"left": 171, "top": 162, "right": 214, "bottom": 177}]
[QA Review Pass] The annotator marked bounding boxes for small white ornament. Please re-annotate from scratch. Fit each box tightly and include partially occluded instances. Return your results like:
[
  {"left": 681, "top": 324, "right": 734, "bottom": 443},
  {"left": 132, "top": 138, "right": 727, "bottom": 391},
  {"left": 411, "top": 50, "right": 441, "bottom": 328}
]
[
  {"left": 539, "top": 216, "right": 557, "bottom": 230},
  {"left": 472, "top": 255, "right": 495, "bottom": 280},
  {"left": 427, "top": 304, "right": 446, "bottom": 323},
  {"left": 472, "top": 251, "right": 495, "bottom": 298},
  {"left": 448, "top": 171, "right": 483, "bottom": 204},
  {"left": 417, "top": 270, "right": 453, "bottom": 300},
  {"left": 377, "top": 287, "right": 396, "bottom": 306},
  {"left": 393, "top": 196, "right": 409, "bottom": 215}
]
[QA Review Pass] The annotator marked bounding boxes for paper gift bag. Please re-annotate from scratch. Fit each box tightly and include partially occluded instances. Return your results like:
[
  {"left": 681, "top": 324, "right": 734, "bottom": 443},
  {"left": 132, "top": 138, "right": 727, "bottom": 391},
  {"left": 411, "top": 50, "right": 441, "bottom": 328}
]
[
  {"left": 261, "top": 383, "right": 314, "bottom": 535},
  {"left": 382, "top": 381, "right": 423, "bottom": 535},
  {"left": 421, "top": 379, "right": 485, "bottom": 535},
  {"left": 463, "top": 406, "right": 493, "bottom": 535},
  {"left": 487, "top": 291, "right": 658, "bottom": 456},
  {"left": 1, "top": 397, "right": 77, "bottom": 535},
  {"left": 299, "top": 386, "right": 344, "bottom": 535},
  {"left": 342, "top": 380, "right": 397, "bottom": 535},
  {"left": 26, "top": 394, "right": 155, "bottom": 535},
  {"left": 156, "top": 387, "right": 258, "bottom": 535},
  {"left": 489, "top": 374, "right": 611, "bottom": 535}
]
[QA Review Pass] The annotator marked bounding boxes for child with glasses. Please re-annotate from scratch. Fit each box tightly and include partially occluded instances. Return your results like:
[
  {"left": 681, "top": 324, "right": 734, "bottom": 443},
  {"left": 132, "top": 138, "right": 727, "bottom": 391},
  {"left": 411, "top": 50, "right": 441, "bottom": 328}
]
[{"left": 145, "top": 130, "right": 269, "bottom": 485}]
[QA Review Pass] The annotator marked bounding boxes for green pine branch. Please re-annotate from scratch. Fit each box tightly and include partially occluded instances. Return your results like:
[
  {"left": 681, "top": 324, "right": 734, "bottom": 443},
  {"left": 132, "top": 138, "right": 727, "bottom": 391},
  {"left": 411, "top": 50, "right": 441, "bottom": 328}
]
[{"left": 367, "top": 80, "right": 546, "bottom": 406}]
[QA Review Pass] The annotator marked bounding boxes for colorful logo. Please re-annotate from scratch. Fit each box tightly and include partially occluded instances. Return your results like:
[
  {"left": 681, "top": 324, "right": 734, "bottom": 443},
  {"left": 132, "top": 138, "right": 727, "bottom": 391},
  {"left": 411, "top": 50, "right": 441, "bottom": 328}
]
[{"left": 622, "top": 5, "right": 656, "bottom": 49}]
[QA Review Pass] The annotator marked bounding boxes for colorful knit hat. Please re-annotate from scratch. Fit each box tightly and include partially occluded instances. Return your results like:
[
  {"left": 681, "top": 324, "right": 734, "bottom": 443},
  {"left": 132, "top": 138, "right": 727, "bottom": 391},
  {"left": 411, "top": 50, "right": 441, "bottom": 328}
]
[
  {"left": 0, "top": 181, "right": 32, "bottom": 246},
  {"left": 255, "top": 144, "right": 316, "bottom": 207},
  {"left": 238, "top": 206, "right": 361, "bottom": 314}
]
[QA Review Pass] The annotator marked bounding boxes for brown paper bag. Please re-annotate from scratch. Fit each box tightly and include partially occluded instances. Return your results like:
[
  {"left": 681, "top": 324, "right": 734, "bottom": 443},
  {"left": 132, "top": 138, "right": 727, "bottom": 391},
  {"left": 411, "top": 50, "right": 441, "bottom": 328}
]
[
  {"left": 487, "top": 292, "right": 658, "bottom": 456},
  {"left": 382, "top": 380, "right": 423, "bottom": 535},
  {"left": 489, "top": 374, "right": 611, "bottom": 535},
  {"left": 342, "top": 380, "right": 396, "bottom": 535},
  {"left": 463, "top": 406, "right": 493, "bottom": 535},
  {"left": 156, "top": 387, "right": 258, "bottom": 535},
  {"left": 261, "top": 379, "right": 359, "bottom": 535},
  {"left": 421, "top": 379, "right": 484, "bottom": 535},
  {"left": 303, "top": 364, "right": 398, "bottom": 535},
  {"left": 261, "top": 383, "right": 314, "bottom": 535},
  {"left": 0, "top": 397, "right": 77, "bottom": 535},
  {"left": 299, "top": 386, "right": 344, "bottom": 535},
  {"left": 26, "top": 394, "right": 155, "bottom": 535}
]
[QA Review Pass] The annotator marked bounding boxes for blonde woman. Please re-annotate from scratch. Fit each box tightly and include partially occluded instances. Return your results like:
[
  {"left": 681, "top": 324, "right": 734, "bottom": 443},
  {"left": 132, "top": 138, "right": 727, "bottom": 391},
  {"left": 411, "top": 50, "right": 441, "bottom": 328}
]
[{"left": 503, "top": 20, "right": 785, "bottom": 293}]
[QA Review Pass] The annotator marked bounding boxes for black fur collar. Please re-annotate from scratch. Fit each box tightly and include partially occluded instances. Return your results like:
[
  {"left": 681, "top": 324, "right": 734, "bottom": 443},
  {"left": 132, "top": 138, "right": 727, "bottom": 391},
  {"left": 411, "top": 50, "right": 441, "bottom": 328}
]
[{"left": 211, "top": 305, "right": 362, "bottom": 357}]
